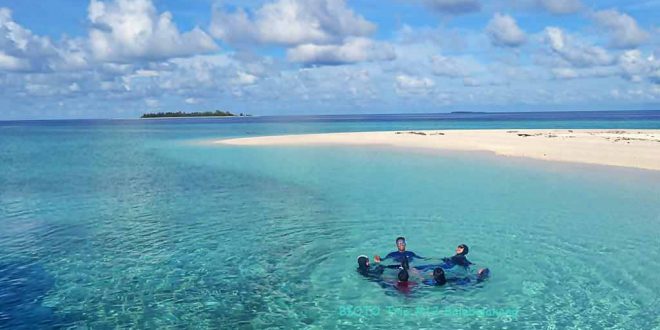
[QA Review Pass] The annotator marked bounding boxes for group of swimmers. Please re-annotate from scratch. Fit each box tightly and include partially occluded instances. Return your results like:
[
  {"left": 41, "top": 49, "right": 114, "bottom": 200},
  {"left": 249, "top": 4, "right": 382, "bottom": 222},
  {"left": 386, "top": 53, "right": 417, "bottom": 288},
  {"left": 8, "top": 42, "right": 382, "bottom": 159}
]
[{"left": 357, "top": 236, "right": 490, "bottom": 293}]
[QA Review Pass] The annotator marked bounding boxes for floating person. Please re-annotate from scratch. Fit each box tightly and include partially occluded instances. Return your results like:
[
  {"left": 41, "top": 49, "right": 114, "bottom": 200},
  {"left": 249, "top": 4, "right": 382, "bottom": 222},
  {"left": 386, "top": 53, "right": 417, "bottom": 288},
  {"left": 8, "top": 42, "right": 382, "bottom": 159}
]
[
  {"left": 423, "top": 267, "right": 490, "bottom": 286},
  {"left": 414, "top": 244, "right": 475, "bottom": 273},
  {"left": 416, "top": 243, "right": 474, "bottom": 271},
  {"left": 442, "top": 244, "right": 473, "bottom": 268},
  {"left": 374, "top": 237, "right": 426, "bottom": 265}
]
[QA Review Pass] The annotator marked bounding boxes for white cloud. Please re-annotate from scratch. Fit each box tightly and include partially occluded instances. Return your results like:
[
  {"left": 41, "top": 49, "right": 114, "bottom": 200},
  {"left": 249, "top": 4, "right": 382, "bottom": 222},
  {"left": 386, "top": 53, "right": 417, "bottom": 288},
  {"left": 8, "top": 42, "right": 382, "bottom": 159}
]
[
  {"left": 618, "top": 50, "right": 659, "bottom": 83},
  {"left": 592, "top": 9, "right": 649, "bottom": 49},
  {"left": 395, "top": 74, "right": 435, "bottom": 95},
  {"left": 424, "top": 0, "right": 481, "bottom": 14},
  {"left": 486, "top": 13, "right": 526, "bottom": 47},
  {"left": 287, "top": 37, "right": 395, "bottom": 65},
  {"left": 145, "top": 98, "right": 159, "bottom": 107},
  {"left": 551, "top": 66, "right": 617, "bottom": 80},
  {"left": 544, "top": 27, "right": 613, "bottom": 67},
  {"left": 210, "top": 0, "right": 375, "bottom": 46},
  {"left": 396, "top": 74, "right": 435, "bottom": 89},
  {"left": 233, "top": 71, "right": 258, "bottom": 85},
  {"left": 184, "top": 97, "right": 200, "bottom": 104},
  {"left": 538, "top": 0, "right": 583, "bottom": 14},
  {"left": 0, "top": 8, "right": 88, "bottom": 72},
  {"left": 430, "top": 55, "right": 483, "bottom": 77},
  {"left": 88, "top": 0, "right": 218, "bottom": 62},
  {"left": 0, "top": 51, "right": 28, "bottom": 70}
]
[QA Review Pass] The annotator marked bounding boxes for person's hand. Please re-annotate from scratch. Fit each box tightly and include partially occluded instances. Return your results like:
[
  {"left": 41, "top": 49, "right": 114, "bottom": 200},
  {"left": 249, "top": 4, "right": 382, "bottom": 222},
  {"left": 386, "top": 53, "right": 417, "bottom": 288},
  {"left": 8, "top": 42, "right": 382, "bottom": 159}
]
[{"left": 374, "top": 255, "right": 381, "bottom": 263}]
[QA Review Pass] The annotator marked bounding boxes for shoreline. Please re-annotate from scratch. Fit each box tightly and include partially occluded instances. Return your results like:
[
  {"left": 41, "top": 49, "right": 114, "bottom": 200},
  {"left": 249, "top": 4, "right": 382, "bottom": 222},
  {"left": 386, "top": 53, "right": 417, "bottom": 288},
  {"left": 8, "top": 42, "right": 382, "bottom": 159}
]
[{"left": 215, "top": 129, "right": 660, "bottom": 171}]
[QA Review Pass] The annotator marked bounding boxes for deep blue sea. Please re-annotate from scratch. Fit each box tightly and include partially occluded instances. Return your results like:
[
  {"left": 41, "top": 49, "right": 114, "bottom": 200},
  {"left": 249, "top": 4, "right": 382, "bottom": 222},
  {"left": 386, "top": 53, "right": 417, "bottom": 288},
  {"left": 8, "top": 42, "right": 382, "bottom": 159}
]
[{"left": 1, "top": 111, "right": 660, "bottom": 329}]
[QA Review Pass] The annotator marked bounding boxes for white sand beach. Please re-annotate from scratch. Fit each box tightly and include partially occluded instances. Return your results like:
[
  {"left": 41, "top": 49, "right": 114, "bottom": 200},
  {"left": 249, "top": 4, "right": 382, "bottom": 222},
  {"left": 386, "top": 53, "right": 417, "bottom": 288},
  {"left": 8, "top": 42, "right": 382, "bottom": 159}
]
[{"left": 216, "top": 129, "right": 660, "bottom": 171}]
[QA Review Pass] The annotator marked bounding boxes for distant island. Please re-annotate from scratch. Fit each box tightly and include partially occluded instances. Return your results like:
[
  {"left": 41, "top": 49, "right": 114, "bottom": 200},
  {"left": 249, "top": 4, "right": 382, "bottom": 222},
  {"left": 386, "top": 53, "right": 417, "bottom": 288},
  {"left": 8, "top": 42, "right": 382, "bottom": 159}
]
[{"left": 141, "top": 110, "right": 250, "bottom": 118}]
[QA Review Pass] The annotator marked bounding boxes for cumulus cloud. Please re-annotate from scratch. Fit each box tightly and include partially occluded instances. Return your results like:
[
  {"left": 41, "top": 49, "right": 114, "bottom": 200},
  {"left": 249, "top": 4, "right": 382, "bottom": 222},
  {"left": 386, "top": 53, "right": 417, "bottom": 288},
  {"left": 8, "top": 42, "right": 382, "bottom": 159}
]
[
  {"left": 424, "top": 0, "right": 481, "bottom": 14},
  {"left": 430, "top": 55, "right": 482, "bottom": 77},
  {"left": 395, "top": 74, "right": 435, "bottom": 95},
  {"left": 544, "top": 27, "right": 613, "bottom": 67},
  {"left": 286, "top": 37, "right": 395, "bottom": 65},
  {"left": 486, "top": 13, "right": 526, "bottom": 47},
  {"left": 232, "top": 71, "right": 258, "bottom": 85},
  {"left": 88, "top": 0, "right": 218, "bottom": 62},
  {"left": 538, "top": 0, "right": 583, "bottom": 14},
  {"left": 618, "top": 50, "right": 659, "bottom": 83},
  {"left": 592, "top": 9, "right": 649, "bottom": 49},
  {"left": 210, "top": 0, "right": 375, "bottom": 46},
  {"left": 0, "top": 8, "right": 88, "bottom": 72},
  {"left": 0, "top": 51, "right": 27, "bottom": 71}
]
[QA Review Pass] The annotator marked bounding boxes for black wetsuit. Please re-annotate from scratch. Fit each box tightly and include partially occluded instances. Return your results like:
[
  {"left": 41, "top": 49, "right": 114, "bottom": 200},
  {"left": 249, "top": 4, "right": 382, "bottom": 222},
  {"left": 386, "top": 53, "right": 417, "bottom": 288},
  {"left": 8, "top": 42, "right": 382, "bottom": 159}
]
[
  {"left": 423, "top": 269, "right": 490, "bottom": 286},
  {"left": 414, "top": 254, "right": 473, "bottom": 272},
  {"left": 357, "top": 264, "right": 384, "bottom": 279},
  {"left": 443, "top": 254, "right": 473, "bottom": 268}
]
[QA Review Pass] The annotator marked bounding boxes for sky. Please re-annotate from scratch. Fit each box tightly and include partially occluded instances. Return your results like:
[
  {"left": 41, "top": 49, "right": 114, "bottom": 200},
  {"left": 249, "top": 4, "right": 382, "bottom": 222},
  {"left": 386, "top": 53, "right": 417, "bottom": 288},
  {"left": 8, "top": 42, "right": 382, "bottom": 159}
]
[{"left": 0, "top": 0, "right": 658, "bottom": 119}]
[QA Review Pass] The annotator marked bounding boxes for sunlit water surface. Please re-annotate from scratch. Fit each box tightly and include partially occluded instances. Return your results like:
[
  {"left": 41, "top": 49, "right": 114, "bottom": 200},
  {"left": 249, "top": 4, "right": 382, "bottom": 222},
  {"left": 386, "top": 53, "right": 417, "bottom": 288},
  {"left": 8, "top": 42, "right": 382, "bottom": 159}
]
[{"left": 1, "top": 112, "right": 660, "bottom": 328}]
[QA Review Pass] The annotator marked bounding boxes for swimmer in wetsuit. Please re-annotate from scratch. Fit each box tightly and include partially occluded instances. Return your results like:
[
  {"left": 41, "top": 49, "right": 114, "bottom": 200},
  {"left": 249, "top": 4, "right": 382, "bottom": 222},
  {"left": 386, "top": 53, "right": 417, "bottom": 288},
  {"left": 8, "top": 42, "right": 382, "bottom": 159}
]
[
  {"left": 423, "top": 267, "right": 490, "bottom": 286},
  {"left": 415, "top": 243, "right": 473, "bottom": 272},
  {"left": 374, "top": 237, "right": 426, "bottom": 265},
  {"left": 357, "top": 255, "right": 383, "bottom": 278},
  {"left": 442, "top": 244, "right": 473, "bottom": 268},
  {"left": 356, "top": 255, "right": 401, "bottom": 280}
]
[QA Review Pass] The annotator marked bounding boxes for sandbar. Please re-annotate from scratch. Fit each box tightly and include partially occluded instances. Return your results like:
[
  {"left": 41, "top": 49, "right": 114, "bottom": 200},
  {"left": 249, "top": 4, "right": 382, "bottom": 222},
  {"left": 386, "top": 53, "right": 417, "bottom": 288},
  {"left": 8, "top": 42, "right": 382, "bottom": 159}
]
[{"left": 215, "top": 130, "right": 660, "bottom": 171}]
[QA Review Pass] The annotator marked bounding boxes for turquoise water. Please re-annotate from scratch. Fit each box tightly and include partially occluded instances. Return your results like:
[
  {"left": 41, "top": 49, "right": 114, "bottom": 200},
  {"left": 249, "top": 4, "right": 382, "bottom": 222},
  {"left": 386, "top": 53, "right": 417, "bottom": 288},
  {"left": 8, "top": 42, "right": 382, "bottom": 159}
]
[{"left": 1, "top": 113, "right": 660, "bottom": 328}]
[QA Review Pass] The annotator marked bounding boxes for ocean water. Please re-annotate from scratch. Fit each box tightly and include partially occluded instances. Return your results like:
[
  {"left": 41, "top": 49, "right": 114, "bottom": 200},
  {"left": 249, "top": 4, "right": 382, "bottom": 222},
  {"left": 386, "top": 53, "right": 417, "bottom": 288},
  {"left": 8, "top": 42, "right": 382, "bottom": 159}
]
[{"left": 1, "top": 111, "right": 660, "bottom": 329}]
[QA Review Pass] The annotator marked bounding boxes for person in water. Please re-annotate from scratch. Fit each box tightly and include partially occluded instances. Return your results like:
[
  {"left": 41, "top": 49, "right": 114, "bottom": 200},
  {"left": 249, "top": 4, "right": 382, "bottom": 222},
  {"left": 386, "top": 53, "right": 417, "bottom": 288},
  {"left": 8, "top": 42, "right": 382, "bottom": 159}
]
[
  {"left": 414, "top": 244, "right": 473, "bottom": 272},
  {"left": 378, "top": 268, "right": 417, "bottom": 294},
  {"left": 357, "top": 255, "right": 384, "bottom": 279},
  {"left": 423, "top": 267, "right": 490, "bottom": 286},
  {"left": 442, "top": 244, "right": 473, "bottom": 268},
  {"left": 374, "top": 237, "right": 425, "bottom": 264},
  {"left": 357, "top": 255, "right": 401, "bottom": 279}
]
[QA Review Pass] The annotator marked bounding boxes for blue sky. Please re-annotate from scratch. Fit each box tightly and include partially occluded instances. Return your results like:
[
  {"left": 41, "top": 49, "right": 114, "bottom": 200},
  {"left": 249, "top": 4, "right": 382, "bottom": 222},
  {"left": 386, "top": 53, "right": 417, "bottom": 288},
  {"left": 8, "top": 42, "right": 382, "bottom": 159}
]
[{"left": 0, "top": 0, "right": 658, "bottom": 119}]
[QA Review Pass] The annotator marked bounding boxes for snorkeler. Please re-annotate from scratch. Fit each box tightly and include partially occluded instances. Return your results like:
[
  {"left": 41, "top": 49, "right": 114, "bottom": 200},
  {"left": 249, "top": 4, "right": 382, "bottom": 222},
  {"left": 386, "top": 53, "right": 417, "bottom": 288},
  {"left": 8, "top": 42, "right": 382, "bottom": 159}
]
[{"left": 374, "top": 237, "right": 426, "bottom": 264}]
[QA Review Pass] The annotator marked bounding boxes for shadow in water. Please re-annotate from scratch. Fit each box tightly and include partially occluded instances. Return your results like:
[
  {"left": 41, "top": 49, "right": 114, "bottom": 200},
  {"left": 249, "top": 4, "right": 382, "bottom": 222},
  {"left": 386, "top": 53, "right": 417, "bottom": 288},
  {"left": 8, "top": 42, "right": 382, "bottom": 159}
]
[{"left": 0, "top": 260, "right": 75, "bottom": 328}]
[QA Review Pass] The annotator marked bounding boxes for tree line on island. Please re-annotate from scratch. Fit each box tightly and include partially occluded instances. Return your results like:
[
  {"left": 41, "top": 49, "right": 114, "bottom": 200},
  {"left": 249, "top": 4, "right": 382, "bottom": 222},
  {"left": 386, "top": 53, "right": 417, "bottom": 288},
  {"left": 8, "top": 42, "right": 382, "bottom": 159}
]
[{"left": 141, "top": 110, "right": 251, "bottom": 118}]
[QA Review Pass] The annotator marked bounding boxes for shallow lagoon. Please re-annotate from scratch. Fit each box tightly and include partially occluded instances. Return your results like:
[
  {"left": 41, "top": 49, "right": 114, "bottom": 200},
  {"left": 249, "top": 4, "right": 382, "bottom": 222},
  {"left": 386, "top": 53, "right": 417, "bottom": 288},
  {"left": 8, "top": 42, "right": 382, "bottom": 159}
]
[{"left": 1, "top": 112, "right": 660, "bottom": 328}]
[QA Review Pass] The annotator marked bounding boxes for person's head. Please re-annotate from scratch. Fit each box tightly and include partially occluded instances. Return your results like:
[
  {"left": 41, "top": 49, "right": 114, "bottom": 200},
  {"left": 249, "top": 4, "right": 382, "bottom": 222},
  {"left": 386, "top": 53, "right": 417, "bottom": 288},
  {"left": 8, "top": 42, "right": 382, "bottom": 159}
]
[
  {"left": 357, "top": 255, "right": 369, "bottom": 270},
  {"left": 398, "top": 269, "right": 409, "bottom": 282},
  {"left": 477, "top": 268, "right": 490, "bottom": 280},
  {"left": 396, "top": 237, "right": 406, "bottom": 252},
  {"left": 433, "top": 268, "right": 447, "bottom": 285},
  {"left": 456, "top": 244, "right": 469, "bottom": 256}
]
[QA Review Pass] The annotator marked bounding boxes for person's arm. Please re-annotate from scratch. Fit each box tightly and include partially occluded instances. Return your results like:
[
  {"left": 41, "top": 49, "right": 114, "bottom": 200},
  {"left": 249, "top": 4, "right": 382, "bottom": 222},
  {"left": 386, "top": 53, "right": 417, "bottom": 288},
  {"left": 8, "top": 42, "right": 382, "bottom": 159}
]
[
  {"left": 410, "top": 251, "right": 427, "bottom": 260},
  {"left": 375, "top": 252, "right": 395, "bottom": 263},
  {"left": 383, "top": 264, "right": 402, "bottom": 269}
]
